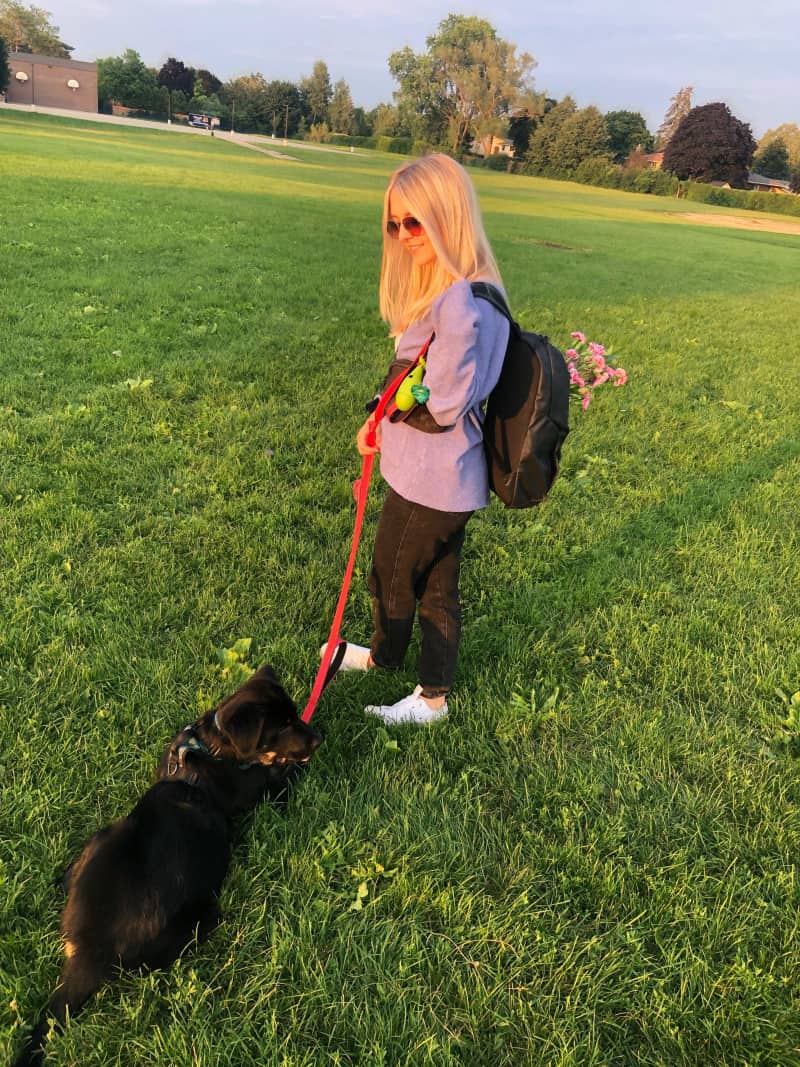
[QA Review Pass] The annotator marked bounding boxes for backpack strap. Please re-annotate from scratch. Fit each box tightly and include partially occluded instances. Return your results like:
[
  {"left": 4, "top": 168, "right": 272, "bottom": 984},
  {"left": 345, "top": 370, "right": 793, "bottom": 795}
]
[{"left": 470, "top": 281, "right": 514, "bottom": 323}]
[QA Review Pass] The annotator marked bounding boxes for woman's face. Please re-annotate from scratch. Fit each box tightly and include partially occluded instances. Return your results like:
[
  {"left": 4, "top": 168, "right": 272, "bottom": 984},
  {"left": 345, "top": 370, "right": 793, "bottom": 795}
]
[{"left": 387, "top": 190, "right": 438, "bottom": 268}]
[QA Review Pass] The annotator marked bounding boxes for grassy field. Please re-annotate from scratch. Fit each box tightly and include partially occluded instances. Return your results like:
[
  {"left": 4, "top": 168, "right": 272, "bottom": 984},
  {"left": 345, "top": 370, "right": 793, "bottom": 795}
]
[{"left": 1, "top": 109, "right": 799, "bottom": 1066}]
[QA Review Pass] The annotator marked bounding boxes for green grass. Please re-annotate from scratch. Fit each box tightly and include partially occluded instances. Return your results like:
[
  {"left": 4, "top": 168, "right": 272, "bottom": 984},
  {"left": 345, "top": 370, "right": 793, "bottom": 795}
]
[{"left": 1, "top": 109, "right": 799, "bottom": 1066}]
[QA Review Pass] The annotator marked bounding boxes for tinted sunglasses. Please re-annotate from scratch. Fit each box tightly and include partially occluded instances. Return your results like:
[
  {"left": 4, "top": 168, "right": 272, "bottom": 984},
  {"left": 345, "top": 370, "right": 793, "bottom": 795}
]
[{"left": 386, "top": 215, "right": 424, "bottom": 238}]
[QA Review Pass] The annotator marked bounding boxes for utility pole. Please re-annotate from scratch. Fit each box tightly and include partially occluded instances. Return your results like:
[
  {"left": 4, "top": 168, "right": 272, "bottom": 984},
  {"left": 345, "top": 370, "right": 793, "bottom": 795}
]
[{"left": 284, "top": 102, "right": 289, "bottom": 143}]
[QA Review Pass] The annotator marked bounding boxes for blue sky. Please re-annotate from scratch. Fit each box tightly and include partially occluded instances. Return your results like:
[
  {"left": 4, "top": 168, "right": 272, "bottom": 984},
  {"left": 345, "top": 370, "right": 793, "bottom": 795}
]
[{"left": 50, "top": 0, "right": 797, "bottom": 138}]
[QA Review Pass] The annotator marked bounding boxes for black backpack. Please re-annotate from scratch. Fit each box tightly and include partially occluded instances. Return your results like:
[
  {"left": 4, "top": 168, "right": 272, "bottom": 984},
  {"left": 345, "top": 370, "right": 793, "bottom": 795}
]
[{"left": 471, "top": 282, "right": 570, "bottom": 509}]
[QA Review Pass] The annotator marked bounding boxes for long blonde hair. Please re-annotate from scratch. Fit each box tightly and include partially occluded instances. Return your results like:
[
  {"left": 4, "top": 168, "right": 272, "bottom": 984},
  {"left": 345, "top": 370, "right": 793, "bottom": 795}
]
[{"left": 379, "top": 153, "right": 503, "bottom": 336}]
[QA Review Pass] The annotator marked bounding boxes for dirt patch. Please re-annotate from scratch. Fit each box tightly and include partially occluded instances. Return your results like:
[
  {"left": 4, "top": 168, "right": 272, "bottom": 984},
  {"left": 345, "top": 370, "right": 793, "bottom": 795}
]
[{"left": 678, "top": 211, "right": 800, "bottom": 236}]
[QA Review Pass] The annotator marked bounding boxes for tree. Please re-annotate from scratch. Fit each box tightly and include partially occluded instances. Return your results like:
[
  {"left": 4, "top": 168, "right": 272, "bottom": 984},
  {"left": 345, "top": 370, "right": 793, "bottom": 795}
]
[
  {"left": 196, "top": 68, "right": 221, "bottom": 96},
  {"left": 752, "top": 138, "right": 790, "bottom": 180},
  {"left": 388, "top": 46, "right": 446, "bottom": 145},
  {"left": 218, "top": 73, "right": 269, "bottom": 133},
  {"left": 0, "top": 34, "right": 9, "bottom": 92},
  {"left": 157, "top": 57, "right": 194, "bottom": 95},
  {"left": 188, "top": 74, "right": 222, "bottom": 118},
  {"left": 351, "top": 106, "right": 371, "bottom": 137},
  {"left": 329, "top": 77, "right": 354, "bottom": 134},
  {"left": 301, "top": 59, "right": 331, "bottom": 125},
  {"left": 390, "top": 14, "right": 540, "bottom": 154},
  {"left": 656, "top": 86, "right": 692, "bottom": 149},
  {"left": 371, "top": 102, "right": 404, "bottom": 137},
  {"left": 0, "top": 0, "right": 71, "bottom": 56},
  {"left": 259, "top": 80, "right": 303, "bottom": 137},
  {"left": 97, "top": 49, "right": 161, "bottom": 111},
  {"left": 662, "top": 102, "right": 756, "bottom": 187},
  {"left": 605, "top": 110, "right": 653, "bottom": 163},
  {"left": 523, "top": 95, "right": 576, "bottom": 173},
  {"left": 550, "top": 106, "right": 609, "bottom": 171},
  {"left": 758, "top": 124, "right": 800, "bottom": 170}
]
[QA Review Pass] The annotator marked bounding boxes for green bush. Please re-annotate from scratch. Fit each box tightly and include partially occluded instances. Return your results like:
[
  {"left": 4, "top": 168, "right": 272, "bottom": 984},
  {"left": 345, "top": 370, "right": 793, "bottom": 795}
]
[
  {"left": 375, "top": 135, "right": 413, "bottom": 155},
  {"left": 323, "top": 133, "right": 377, "bottom": 149},
  {"left": 682, "top": 181, "right": 800, "bottom": 215},
  {"left": 575, "top": 156, "right": 619, "bottom": 187},
  {"left": 482, "top": 152, "right": 513, "bottom": 171}
]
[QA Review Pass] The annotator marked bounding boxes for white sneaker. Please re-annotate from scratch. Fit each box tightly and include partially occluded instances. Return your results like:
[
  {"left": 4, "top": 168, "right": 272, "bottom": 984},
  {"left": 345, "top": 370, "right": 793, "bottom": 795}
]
[
  {"left": 365, "top": 686, "right": 448, "bottom": 725},
  {"left": 319, "top": 641, "right": 372, "bottom": 671}
]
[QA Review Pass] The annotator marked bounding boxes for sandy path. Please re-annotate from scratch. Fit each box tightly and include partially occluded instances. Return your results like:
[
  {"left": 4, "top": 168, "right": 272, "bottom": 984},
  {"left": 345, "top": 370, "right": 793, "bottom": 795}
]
[{"left": 678, "top": 211, "right": 800, "bottom": 236}]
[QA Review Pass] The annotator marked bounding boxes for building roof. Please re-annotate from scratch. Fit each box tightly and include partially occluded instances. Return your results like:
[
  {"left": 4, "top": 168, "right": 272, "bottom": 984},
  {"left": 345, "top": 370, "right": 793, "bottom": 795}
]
[
  {"left": 9, "top": 50, "right": 96, "bottom": 72},
  {"left": 747, "top": 171, "right": 791, "bottom": 191}
]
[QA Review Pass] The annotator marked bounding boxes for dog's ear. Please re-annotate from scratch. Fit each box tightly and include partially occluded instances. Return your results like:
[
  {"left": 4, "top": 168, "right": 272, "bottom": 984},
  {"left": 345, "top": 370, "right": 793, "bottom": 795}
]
[
  {"left": 215, "top": 699, "right": 267, "bottom": 758},
  {"left": 254, "top": 664, "right": 279, "bottom": 684}
]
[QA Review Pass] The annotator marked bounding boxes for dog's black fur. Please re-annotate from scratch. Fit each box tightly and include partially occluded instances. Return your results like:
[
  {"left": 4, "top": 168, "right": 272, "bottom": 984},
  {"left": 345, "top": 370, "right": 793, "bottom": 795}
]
[{"left": 12, "top": 665, "right": 322, "bottom": 1067}]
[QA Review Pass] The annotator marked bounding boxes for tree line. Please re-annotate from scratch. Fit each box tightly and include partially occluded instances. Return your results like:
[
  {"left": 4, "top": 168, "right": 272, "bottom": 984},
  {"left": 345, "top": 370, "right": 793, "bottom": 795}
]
[{"left": 2, "top": 3, "right": 798, "bottom": 192}]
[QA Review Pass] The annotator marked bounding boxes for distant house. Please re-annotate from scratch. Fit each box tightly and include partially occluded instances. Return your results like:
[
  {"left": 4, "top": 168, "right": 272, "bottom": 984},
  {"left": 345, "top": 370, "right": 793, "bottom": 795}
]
[
  {"left": 746, "top": 172, "right": 793, "bottom": 194},
  {"left": 4, "top": 52, "right": 98, "bottom": 114},
  {"left": 641, "top": 151, "right": 664, "bottom": 169},
  {"left": 472, "top": 134, "right": 515, "bottom": 158}
]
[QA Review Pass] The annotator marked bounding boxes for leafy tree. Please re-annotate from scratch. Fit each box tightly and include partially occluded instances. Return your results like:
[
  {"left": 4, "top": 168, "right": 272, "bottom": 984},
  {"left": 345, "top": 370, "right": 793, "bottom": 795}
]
[
  {"left": 0, "top": 0, "right": 71, "bottom": 56},
  {"left": 157, "top": 57, "right": 194, "bottom": 95},
  {"left": 758, "top": 123, "right": 800, "bottom": 170},
  {"left": 662, "top": 102, "right": 756, "bottom": 187},
  {"left": 0, "top": 34, "right": 9, "bottom": 92},
  {"left": 605, "top": 110, "right": 653, "bottom": 163},
  {"left": 550, "top": 106, "right": 609, "bottom": 171},
  {"left": 218, "top": 73, "right": 269, "bottom": 133},
  {"left": 791, "top": 169, "right": 800, "bottom": 195},
  {"left": 351, "top": 106, "right": 371, "bottom": 137},
  {"left": 188, "top": 84, "right": 222, "bottom": 118},
  {"left": 301, "top": 59, "right": 331, "bottom": 125},
  {"left": 522, "top": 95, "right": 576, "bottom": 173},
  {"left": 259, "top": 80, "right": 303, "bottom": 137},
  {"left": 97, "top": 49, "right": 161, "bottom": 111},
  {"left": 196, "top": 68, "right": 221, "bottom": 96},
  {"left": 329, "top": 77, "right": 354, "bottom": 133},
  {"left": 388, "top": 47, "right": 446, "bottom": 145},
  {"left": 371, "top": 102, "right": 404, "bottom": 137},
  {"left": 390, "top": 14, "right": 540, "bottom": 154},
  {"left": 752, "top": 138, "right": 790, "bottom": 180},
  {"left": 656, "top": 86, "right": 692, "bottom": 148},
  {"left": 168, "top": 88, "right": 190, "bottom": 115}
]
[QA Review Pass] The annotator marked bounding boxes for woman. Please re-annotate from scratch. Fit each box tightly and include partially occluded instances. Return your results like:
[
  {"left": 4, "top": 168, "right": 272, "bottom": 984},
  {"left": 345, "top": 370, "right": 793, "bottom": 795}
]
[{"left": 329, "top": 153, "right": 510, "bottom": 724}]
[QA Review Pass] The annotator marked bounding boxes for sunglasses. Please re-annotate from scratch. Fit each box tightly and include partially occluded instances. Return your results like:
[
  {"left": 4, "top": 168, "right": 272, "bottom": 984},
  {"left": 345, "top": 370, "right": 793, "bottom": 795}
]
[{"left": 386, "top": 215, "right": 424, "bottom": 238}]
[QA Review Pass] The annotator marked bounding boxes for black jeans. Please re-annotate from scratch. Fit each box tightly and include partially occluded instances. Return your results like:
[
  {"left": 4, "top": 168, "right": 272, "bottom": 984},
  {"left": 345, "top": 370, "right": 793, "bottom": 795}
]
[{"left": 368, "top": 487, "right": 473, "bottom": 698}]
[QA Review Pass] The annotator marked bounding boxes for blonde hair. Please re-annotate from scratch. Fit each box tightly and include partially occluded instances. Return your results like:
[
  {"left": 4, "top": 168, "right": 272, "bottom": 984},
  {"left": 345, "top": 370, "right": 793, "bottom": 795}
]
[{"left": 379, "top": 153, "right": 503, "bottom": 335}]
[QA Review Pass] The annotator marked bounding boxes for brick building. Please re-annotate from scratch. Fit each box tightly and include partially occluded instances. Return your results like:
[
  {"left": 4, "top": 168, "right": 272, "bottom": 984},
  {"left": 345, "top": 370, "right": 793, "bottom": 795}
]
[{"left": 5, "top": 52, "right": 98, "bottom": 113}]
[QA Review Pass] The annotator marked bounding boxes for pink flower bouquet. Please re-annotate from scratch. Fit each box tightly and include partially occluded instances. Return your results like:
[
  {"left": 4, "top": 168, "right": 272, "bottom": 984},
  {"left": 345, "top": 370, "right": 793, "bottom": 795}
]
[{"left": 565, "top": 332, "right": 627, "bottom": 411}]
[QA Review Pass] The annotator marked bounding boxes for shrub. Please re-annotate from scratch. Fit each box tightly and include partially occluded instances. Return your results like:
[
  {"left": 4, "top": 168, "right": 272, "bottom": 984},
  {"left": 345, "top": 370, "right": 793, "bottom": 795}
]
[
  {"left": 375, "top": 135, "right": 413, "bottom": 155},
  {"left": 323, "top": 133, "right": 377, "bottom": 149},
  {"left": 482, "top": 152, "right": 513, "bottom": 171},
  {"left": 575, "top": 156, "right": 619, "bottom": 187},
  {"left": 682, "top": 181, "right": 800, "bottom": 216}
]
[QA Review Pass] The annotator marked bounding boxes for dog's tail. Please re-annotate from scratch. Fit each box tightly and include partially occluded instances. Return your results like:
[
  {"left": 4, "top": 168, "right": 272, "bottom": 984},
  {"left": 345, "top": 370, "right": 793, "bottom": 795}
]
[{"left": 12, "top": 951, "right": 107, "bottom": 1067}]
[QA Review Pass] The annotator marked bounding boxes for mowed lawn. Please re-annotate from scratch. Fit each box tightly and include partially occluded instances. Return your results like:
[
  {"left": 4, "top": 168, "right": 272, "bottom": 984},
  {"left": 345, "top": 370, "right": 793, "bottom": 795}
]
[{"left": 1, "top": 110, "right": 799, "bottom": 1066}]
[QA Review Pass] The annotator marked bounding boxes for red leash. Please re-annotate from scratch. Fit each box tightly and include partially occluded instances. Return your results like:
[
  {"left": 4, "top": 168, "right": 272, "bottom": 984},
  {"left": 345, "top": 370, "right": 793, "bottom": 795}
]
[
  {"left": 300, "top": 451, "right": 374, "bottom": 722},
  {"left": 300, "top": 336, "right": 433, "bottom": 723}
]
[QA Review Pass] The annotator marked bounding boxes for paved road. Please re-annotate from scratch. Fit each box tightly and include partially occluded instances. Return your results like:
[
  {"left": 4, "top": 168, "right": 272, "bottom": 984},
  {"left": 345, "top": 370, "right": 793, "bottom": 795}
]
[{"left": 0, "top": 101, "right": 364, "bottom": 157}]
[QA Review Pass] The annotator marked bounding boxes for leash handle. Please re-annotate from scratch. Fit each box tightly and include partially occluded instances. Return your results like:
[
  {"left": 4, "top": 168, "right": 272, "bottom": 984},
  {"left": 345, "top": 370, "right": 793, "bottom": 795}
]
[{"left": 301, "top": 334, "right": 434, "bottom": 723}]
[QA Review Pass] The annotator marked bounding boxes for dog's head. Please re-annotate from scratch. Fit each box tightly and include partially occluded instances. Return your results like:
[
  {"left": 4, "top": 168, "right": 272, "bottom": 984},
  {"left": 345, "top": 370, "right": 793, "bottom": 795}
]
[{"left": 212, "top": 665, "right": 322, "bottom": 766}]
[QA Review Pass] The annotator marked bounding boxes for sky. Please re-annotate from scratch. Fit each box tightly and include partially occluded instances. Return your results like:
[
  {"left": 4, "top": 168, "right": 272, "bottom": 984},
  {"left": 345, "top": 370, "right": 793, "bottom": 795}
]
[{"left": 48, "top": 0, "right": 798, "bottom": 139}]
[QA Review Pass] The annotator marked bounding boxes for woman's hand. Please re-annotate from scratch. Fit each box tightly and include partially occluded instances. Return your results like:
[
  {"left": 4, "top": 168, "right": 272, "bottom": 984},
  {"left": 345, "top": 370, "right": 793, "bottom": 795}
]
[{"left": 356, "top": 417, "right": 381, "bottom": 456}]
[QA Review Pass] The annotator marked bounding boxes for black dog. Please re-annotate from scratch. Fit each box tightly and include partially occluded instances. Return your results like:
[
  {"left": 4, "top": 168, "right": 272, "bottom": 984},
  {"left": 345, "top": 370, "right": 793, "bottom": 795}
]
[{"left": 13, "top": 665, "right": 322, "bottom": 1067}]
